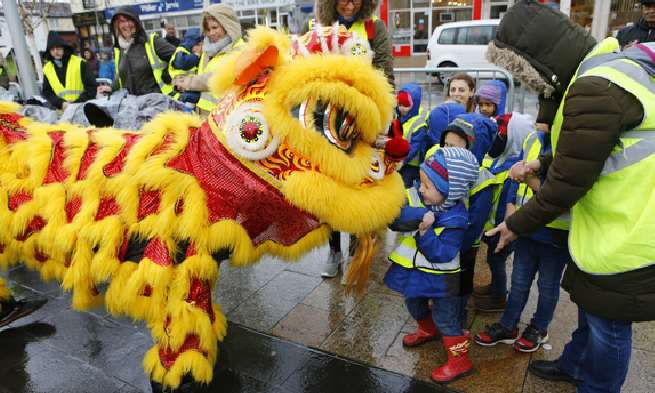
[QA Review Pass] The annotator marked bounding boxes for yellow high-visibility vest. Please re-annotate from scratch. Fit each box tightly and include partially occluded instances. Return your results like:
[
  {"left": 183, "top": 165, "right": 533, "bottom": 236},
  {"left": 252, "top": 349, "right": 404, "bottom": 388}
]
[
  {"left": 43, "top": 55, "right": 84, "bottom": 102},
  {"left": 550, "top": 38, "right": 655, "bottom": 274},
  {"left": 197, "top": 38, "right": 244, "bottom": 112},
  {"left": 402, "top": 107, "right": 427, "bottom": 167},
  {"left": 388, "top": 188, "right": 461, "bottom": 274},
  {"left": 114, "top": 33, "right": 173, "bottom": 95},
  {"left": 515, "top": 131, "right": 570, "bottom": 230}
]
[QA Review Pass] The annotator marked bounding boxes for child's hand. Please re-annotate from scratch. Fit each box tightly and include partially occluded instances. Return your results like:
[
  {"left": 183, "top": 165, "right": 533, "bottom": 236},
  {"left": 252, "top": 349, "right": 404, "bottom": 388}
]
[
  {"left": 509, "top": 160, "right": 534, "bottom": 182},
  {"left": 418, "top": 211, "right": 435, "bottom": 234}
]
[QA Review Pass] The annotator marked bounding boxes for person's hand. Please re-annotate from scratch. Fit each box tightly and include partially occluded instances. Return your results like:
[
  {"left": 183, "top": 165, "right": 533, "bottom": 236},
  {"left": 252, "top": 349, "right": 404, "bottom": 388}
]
[
  {"left": 509, "top": 160, "right": 533, "bottom": 182},
  {"left": 62, "top": 102, "right": 69, "bottom": 110},
  {"left": 174, "top": 76, "right": 188, "bottom": 92},
  {"left": 374, "top": 134, "right": 389, "bottom": 149},
  {"left": 485, "top": 222, "right": 518, "bottom": 253},
  {"left": 418, "top": 211, "right": 435, "bottom": 235},
  {"left": 97, "top": 85, "right": 112, "bottom": 95}
]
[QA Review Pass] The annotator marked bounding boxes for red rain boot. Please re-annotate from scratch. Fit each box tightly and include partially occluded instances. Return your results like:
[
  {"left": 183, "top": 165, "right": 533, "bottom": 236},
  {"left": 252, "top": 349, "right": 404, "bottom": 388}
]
[
  {"left": 431, "top": 335, "right": 474, "bottom": 383},
  {"left": 402, "top": 317, "right": 440, "bottom": 347}
]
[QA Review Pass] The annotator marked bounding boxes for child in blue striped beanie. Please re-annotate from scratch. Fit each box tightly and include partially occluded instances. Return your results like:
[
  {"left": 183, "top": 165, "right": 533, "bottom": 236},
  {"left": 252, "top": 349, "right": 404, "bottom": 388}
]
[{"left": 385, "top": 147, "right": 479, "bottom": 384}]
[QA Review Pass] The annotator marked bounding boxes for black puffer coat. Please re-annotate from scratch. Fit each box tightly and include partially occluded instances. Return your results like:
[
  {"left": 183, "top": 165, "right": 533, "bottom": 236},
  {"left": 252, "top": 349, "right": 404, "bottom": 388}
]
[{"left": 492, "top": 1, "right": 655, "bottom": 322}]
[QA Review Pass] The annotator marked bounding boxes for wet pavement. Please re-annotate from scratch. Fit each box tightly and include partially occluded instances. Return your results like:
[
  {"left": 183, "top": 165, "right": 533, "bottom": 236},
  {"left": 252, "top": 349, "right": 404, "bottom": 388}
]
[{"left": 2, "top": 231, "right": 654, "bottom": 393}]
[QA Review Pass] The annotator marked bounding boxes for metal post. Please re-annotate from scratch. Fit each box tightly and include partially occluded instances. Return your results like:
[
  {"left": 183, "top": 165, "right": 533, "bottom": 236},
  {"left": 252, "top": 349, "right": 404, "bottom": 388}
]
[{"left": 2, "top": 0, "right": 39, "bottom": 98}]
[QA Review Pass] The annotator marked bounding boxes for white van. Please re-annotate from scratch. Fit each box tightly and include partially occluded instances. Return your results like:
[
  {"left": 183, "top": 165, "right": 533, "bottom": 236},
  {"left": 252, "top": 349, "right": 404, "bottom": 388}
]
[{"left": 426, "top": 19, "right": 501, "bottom": 70}]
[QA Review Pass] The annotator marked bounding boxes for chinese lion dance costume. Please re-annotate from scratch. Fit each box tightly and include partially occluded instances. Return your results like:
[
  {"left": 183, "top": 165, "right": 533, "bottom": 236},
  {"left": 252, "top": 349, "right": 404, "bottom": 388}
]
[{"left": 0, "top": 26, "right": 407, "bottom": 391}]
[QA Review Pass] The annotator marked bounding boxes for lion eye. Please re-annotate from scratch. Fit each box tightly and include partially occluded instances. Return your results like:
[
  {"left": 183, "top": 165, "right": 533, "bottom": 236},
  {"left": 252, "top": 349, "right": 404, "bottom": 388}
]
[{"left": 293, "top": 99, "right": 360, "bottom": 153}]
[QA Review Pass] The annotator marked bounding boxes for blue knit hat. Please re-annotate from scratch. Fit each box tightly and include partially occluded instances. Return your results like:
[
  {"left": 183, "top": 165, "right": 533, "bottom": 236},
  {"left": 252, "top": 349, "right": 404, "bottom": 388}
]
[
  {"left": 421, "top": 147, "right": 480, "bottom": 208},
  {"left": 421, "top": 150, "right": 450, "bottom": 198}
]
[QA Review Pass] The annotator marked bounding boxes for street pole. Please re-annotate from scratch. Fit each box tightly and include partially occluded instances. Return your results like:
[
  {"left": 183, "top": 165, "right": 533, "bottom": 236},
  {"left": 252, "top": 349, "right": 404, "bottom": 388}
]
[
  {"left": 2, "top": 0, "right": 39, "bottom": 99},
  {"left": 2, "top": 0, "right": 39, "bottom": 98}
]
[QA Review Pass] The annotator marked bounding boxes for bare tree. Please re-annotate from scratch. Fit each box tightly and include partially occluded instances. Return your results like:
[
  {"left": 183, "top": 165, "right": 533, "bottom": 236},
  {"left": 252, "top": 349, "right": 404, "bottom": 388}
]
[{"left": 18, "top": 0, "right": 57, "bottom": 80}]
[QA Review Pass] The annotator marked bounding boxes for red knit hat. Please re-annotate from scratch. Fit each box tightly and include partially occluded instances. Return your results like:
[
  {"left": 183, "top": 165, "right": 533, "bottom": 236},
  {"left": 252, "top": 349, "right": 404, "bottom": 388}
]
[{"left": 397, "top": 91, "right": 413, "bottom": 108}]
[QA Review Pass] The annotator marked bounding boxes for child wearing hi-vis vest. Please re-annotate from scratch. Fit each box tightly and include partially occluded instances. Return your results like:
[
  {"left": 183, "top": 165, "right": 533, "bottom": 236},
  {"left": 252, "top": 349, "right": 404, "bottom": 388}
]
[
  {"left": 385, "top": 147, "right": 479, "bottom": 384},
  {"left": 474, "top": 122, "right": 572, "bottom": 353}
]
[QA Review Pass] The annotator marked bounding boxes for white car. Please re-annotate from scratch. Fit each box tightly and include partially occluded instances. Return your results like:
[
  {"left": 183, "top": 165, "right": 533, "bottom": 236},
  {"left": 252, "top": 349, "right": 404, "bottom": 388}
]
[{"left": 426, "top": 19, "right": 501, "bottom": 70}]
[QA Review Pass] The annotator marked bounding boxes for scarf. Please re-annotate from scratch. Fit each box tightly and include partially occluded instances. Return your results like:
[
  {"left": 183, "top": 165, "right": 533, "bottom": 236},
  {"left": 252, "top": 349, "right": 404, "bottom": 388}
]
[
  {"left": 202, "top": 36, "right": 232, "bottom": 58},
  {"left": 118, "top": 35, "right": 133, "bottom": 51}
]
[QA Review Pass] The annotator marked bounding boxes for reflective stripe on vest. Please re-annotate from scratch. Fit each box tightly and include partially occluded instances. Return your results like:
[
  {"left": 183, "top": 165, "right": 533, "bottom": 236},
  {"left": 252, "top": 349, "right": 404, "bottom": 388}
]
[
  {"left": 197, "top": 38, "right": 244, "bottom": 112},
  {"left": 403, "top": 108, "right": 427, "bottom": 166},
  {"left": 550, "top": 38, "right": 655, "bottom": 274},
  {"left": 43, "top": 55, "right": 84, "bottom": 102},
  {"left": 114, "top": 34, "right": 172, "bottom": 94},
  {"left": 169, "top": 46, "right": 197, "bottom": 80},
  {"left": 515, "top": 132, "right": 570, "bottom": 230},
  {"left": 388, "top": 188, "right": 461, "bottom": 274}
]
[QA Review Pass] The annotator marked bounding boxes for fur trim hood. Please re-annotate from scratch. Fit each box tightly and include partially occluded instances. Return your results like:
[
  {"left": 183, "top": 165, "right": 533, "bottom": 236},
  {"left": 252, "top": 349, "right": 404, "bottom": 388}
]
[
  {"left": 315, "top": 0, "right": 374, "bottom": 25},
  {"left": 487, "top": 0, "right": 596, "bottom": 96}
]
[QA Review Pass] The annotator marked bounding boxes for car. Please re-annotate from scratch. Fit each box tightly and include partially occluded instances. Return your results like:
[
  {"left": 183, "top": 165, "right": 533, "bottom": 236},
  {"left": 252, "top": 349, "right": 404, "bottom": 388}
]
[{"left": 426, "top": 19, "right": 501, "bottom": 75}]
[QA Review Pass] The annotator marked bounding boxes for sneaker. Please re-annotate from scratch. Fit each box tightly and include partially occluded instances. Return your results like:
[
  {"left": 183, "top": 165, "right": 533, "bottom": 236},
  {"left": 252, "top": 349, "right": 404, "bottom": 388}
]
[
  {"left": 474, "top": 294, "right": 507, "bottom": 312},
  {"left": 474, "top": 322, "right": 519, "bottom": 346},
  {"left": 321, "top": 251, "right": 343, "bottom": 278},
  {"left": 472, "top": 284, "right": 492, "bottom": 299},
  {"left": 0, "top": 297, "right": 48, "bottom": 328},
  {"left": 513, "top": 325, "right": 549, "bottom": 353}
]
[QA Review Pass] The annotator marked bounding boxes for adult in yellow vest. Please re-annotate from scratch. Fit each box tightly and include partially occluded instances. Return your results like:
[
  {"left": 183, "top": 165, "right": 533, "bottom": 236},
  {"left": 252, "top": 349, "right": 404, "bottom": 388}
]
[
  {"left": 42, "top": 32, "right": 96, "bottom": 110},
  {"left": 97, "top": 7, "right": 175, "bottom": 97},
  {"left": 486, "top": 3, "right": 655, "bottom": 392},
  {"left": 173, "top": 4, "right": 243, "bottom": 114},
  {"left": 312, "top": 0, "right": 394, "bottom": 87}
]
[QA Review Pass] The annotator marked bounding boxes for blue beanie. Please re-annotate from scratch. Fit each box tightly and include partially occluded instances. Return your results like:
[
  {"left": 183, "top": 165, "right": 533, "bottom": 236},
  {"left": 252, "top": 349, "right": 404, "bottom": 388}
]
[{"left": 420, "top": 150, "right": 449, "bottom": 198}]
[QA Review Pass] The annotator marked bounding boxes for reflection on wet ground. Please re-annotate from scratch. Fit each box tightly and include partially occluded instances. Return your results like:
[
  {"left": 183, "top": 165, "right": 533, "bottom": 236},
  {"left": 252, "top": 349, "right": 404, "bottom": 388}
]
[{"left": 1, "top": 231, "right": 653, "bottom": 393}]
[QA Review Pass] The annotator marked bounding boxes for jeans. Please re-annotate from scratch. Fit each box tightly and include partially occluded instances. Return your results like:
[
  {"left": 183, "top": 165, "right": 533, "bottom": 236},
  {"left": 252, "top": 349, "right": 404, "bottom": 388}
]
[
  {"left": 405, "top": 296, "right": 463, "bottom": 337},
  {"left": 486, "top": 235, "right": 511, "bottom": 298},
  {"left": 329, "top": 231, "right": 341, "bottom": 253},
  {"left": 558, "top": 308, "right": 632, "bottom": 393},
  {"left": 500, "top": 237, "right": 569, "bottom": 331}
]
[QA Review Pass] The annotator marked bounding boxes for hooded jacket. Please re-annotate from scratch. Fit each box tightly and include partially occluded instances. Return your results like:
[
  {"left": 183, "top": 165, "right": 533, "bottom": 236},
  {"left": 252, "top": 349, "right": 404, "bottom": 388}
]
[
  {"left": 42, "top": 32, "right": 96, "bottom": 109},
  {"left": 616, "top": 17, "right": 655, "bottom": 49},
  {"left": 489, "top": 1, "right": 651, "bottom": 321},
  {"left": 314, "top": 0, "right": 394, "bottom": 86},
  {"left": 172, "top": 28, "right": 203, "bottom": 71},
  {"left": 399, "top": 83, "right": 422, "bottom": 124},
  {"left": 180, "top": 4, "right": 243, "bottom": 93},
  {"left": 110, "top": 6, "right": 176, "bottom": 95}
]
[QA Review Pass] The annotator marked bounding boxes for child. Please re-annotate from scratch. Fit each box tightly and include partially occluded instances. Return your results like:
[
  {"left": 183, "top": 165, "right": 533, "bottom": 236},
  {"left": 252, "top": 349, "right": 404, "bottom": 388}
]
[
  {"left": 474, "top": 121, "right": 571, "bottom": 352},
  {"left": 474, "top": 80, "right": 507, "bottom": 118},
  {"left": 398, "top": 83, "right": 427, "bottom": 187},
  {"left": 473, "top": 112, "right": 534, "bottom": 312},
  {"left": 169, "top": 28, "right": 203, "bottom": 104},
  {"left": 385, "top": 147, "right": 479, "bottom": 383}
]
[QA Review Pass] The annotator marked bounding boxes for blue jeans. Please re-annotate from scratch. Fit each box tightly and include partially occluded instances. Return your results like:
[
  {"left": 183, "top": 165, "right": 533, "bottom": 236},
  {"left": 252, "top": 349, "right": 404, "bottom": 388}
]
[
  {"left": 486, "top": 235, "right": 511, "bottom": 298},
  {"left": 500, "top": 237, "right": 569, "bottom": 331},
  {"left": 558, "top": 308, "right": 632, "bottom": 393},
  {"left": 405, "top": 296, "right": 463, "bottom": 337}
]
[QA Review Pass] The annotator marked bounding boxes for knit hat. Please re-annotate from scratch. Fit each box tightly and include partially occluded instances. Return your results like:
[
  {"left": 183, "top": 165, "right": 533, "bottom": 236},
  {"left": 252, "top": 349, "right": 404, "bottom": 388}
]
[
  {"left": 421, "top": 151, "right": 450, "bottom": 198},
  {"left": 397, "top": 91, "right": 413, "bottom": 108},
  {"left": 421, "top": 147, "right": 479, "bottom": 208},
  {"left": 475, "top": 83, "right": 502, "bottom": 106},
  {"left": 441, "top": 117, "right": 476, "bottom": 149}
]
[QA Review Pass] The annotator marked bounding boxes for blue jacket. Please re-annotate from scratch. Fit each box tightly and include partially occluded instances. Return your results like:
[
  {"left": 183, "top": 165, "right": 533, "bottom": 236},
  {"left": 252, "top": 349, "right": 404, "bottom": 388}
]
[
  {"left": 173, "top": 28, "right": 202, "bottom": 71},
  {"left": 98, "top": 61, "right": 115, "bottom": 81},
  {"left": 452, "top": 113, "right": 497, "bottom": 164},
  {"left": 386, "top": 197, "right": 468, "bottom": 298},
  {"left": 399, "top": 82, "right": 422, "bottom": 123}
]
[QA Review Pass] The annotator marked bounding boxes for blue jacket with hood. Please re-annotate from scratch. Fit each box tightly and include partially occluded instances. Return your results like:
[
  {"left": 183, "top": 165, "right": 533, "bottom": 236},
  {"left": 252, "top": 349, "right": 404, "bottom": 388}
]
[
  {"left": 405, "top": 102, "right": 466, "bottom": 166},
  {"left": 172, "top": 28, "right": 202, "bottom": 71}
]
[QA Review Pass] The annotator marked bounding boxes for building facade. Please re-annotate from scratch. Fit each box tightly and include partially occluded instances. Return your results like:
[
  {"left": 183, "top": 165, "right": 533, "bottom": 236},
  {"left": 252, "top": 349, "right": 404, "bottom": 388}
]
[{"left": 383, "top": 0, "right": 643, "bottom": 57}]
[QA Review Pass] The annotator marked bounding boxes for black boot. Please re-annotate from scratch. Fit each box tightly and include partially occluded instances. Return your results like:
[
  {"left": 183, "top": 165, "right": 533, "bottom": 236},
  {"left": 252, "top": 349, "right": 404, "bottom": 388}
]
[
  {"left": 0, "top": 296, "right": 47, "bottom": 328},
  {"left": 528, "top": 360, "right": 582, "bottom": 385}
]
